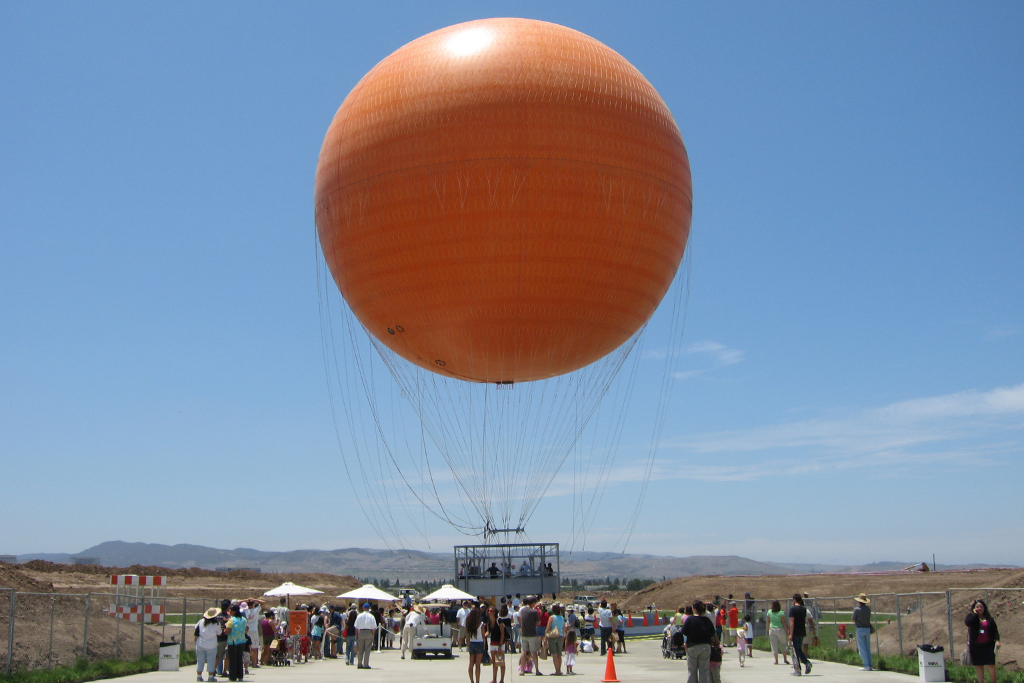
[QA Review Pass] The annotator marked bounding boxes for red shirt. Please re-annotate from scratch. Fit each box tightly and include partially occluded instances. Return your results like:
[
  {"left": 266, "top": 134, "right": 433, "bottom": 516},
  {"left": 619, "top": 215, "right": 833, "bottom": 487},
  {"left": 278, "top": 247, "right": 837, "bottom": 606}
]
[
  {"left": 716, "top": 609, "right": 726, "bottom": 627},
  {"left": 728, "top": 607, "right": 739, "bottom": 628},
  {"left": 539, "top": 610, "right": 550, "bottom": 627}
]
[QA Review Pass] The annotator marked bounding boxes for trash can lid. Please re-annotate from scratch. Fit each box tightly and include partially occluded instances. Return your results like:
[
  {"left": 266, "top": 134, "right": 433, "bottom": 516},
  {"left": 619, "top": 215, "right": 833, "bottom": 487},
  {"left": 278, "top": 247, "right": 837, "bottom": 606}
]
[
  {"left": 918, "top": 644, "right": 944, "bottom": 653},
  {"left": 159, "top": 642, "right": 180, "bottom": 647}
]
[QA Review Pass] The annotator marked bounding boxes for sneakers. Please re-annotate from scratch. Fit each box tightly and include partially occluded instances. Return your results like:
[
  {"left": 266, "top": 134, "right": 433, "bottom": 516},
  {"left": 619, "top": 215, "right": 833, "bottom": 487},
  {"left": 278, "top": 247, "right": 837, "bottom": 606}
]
[
  {"left": 805, "top": 662, "right": 812, "bottom": 675},
  {"left": 198, "top": 676, "right": 204, "bottom": 681}
]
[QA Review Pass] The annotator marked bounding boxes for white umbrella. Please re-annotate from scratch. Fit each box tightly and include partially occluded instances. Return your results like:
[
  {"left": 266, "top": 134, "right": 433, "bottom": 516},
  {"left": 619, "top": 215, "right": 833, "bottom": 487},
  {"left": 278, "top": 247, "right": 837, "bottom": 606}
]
[
  {"left": 263, "top": 582, "right": 324, "bottom": 597},
  {"left": 336, "top": 584, "right": 399, "bottom": 601},
  {"left": 420, "top": 584, "right": 476, "bottom": 602}
]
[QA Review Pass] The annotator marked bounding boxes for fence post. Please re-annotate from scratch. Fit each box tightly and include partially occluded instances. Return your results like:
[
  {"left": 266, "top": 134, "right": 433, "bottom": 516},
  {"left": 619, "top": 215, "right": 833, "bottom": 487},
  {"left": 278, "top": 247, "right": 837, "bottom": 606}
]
[
  {"left": 895, "top": 594, "right": 903, "bottom": 656},
  {"left": 180, "top": 598, "right": 187, "bottom": 655},
  {"left": 140, "top": 594, "right": 146, "bottom": 660},
  {"left": 83, "top": 593, "right": 91, "bottom": 661},
  {"left": 945, "top": 591, "right": 954, "bottom": 662},
  {"left": 116, "top": 603, "right": 121, "bottom": 659},
  {"left": 919, "top": 596, "right": 925, "bottom": 644},
  {"left": 873, "top": 595, "right": 880, "bottom": 658},
  {"left": 48, "top": 596, "right": 55, "bottom": 668},
  {"left": 6, "top": 590, "right": 14, "bottom": 675},
  {"left": 832, "top": 598, "right": 837, "bottom": 646}
]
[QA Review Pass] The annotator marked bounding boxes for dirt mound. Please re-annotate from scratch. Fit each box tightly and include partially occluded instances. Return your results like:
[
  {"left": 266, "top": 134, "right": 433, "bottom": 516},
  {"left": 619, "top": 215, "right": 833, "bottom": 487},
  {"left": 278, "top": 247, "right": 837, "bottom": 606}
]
[
  {"left": 0, "top": 564, "right": 54, "bottom": 592},
  {"left": 10, "top": 561, "right": 361, "bottom": 600},
  {"left": 619, "top": 567, "right": 1024, "bottom": 611}
]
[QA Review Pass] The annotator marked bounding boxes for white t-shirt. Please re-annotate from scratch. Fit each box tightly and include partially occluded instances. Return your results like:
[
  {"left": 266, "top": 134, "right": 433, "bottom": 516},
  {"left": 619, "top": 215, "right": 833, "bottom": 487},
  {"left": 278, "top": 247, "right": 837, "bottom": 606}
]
[
  {"left": 405, "top": 612, "right": 424, "bottom": 628},
  {"left": 244, "top": 607, "right": 261, "bottom": 636},
  {"left": 598, "top": 608, "right": 613, "bottom": 629},
  {"left": 195, "top": 619, "right": 221, "bottom": 650},
  {"left": 744, "top": 622, "right": 754, "bottom": 640},
  {"left": 354, "top": 611, "right": 376, "bottom": 630},
  {"left": 457, "top": 607, "right": 470, "bottom": 627},
  {"left": 512, "top": 609, "right": 521, "bottom": 627}
]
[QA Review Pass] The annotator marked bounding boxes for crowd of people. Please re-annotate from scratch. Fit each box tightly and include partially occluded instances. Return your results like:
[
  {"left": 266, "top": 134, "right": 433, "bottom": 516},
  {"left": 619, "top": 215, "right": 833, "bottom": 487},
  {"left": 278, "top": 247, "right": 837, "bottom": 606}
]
[
  {"left": 193, "top": 597, "right": 407, "bottom": 680},
  {"left": 193, "top": 589, "right": 1009, "bottom": 683},
  {"left": 404, "top": 595, "right": 626, "bottom": 682},
  {"left": 660, "top": 593, "right": 818, "bottom": 683}
]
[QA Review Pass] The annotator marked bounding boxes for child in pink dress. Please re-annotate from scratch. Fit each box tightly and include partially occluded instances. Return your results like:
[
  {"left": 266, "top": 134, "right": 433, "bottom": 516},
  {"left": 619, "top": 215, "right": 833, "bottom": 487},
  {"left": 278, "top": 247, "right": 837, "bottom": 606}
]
[{"left": 564, "top": 630, "right": 578, "bottom": 675}]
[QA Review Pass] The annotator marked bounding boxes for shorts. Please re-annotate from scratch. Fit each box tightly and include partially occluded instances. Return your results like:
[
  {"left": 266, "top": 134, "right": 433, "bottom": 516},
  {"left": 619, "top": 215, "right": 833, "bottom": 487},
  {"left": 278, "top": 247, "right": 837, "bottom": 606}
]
[
  {"left": 521, "top": 636, "right": 541, "bottom": 654},
  {"left": 582, "top": 628, "right": 594, "bottom": 638},
  {"left": 468, "top": 641, "right": 487, "bottom": 656},
  {"left": 548, "top": 637, "right": 563, "bottom": 656},
  {"left": 262, "top": 635, "right": 273, "bottom": 647},
  {"left": 565, "top": 652, "right": 576, "bottom": 667},
  {"left": 489, "top": 645, "right": 504, "bottom": 659}
]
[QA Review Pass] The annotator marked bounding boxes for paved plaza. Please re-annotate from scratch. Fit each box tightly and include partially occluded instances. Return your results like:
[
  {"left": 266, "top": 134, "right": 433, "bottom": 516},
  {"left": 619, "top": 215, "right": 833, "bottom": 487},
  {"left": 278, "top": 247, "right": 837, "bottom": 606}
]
[{"left": 146, "top": 640, "right": 913, "bottom": 683}]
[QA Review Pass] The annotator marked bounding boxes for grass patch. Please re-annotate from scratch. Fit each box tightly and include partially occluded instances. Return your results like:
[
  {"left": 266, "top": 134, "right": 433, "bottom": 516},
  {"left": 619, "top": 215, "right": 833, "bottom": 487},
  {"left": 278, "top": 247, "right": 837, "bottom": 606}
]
[
  {"left": 751, "top": 637, "right": 1024, "bottom": 682},
  {"left": 0, "top": 651, "right": 196, "bottom": 683}
]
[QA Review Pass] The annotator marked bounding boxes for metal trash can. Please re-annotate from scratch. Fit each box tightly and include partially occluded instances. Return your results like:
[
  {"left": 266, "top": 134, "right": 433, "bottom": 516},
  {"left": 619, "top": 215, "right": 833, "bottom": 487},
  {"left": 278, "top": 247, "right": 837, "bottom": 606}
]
[
  {"left": 158, "top": 642, "right": 180, "bottom": 671},
  {"left": 917, "top": 644, "right": 944, "bottom": 682}
]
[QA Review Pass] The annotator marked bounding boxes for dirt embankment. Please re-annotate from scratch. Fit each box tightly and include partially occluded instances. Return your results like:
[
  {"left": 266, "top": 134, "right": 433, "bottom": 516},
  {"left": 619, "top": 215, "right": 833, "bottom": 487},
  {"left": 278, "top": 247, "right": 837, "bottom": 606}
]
[
  {"left": 11, "top": 560, "right": 361, "bottom": 600},
  {"left": 620, "top": 568, "right": 1024, "bottom": 611}
]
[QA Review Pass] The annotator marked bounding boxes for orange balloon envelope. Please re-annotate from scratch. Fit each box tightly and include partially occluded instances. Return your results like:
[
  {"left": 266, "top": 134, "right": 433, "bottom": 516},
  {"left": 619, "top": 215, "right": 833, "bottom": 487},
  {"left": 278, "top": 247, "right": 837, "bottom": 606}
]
[{"left": 315, "top": 18, "right": 692, "bottom": 383}]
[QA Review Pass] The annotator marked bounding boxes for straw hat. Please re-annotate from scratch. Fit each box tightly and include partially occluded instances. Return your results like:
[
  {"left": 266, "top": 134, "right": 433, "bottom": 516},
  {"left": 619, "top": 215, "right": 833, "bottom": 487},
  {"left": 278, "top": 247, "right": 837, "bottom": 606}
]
[
  {"left": 204, "top": 607, "right": 221, "bottom": 619},
  {"left": 855, "top": 593, "right": 871, "bottom": 604}
]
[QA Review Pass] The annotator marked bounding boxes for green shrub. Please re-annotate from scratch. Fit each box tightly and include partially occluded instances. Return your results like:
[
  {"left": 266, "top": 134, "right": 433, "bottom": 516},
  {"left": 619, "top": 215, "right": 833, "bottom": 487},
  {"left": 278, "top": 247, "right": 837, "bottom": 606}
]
[
  {"left": 0, "top": 651, "right": 196, "bottom": 683},
  {"left": 751, "top": 637, "right": 1024, "bottom": 682}
]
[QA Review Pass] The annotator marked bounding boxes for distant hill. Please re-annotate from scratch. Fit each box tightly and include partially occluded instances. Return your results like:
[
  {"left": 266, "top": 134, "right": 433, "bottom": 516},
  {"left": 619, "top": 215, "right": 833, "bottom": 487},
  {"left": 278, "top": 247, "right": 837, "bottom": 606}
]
[{"left": 10, "top": 542, "right": 1010, "bottom": 581}]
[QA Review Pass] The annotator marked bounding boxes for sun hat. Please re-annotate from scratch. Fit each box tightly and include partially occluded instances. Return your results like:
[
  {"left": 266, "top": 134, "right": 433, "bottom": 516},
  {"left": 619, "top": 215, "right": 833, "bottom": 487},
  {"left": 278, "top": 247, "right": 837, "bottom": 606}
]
[
  {"left": 239, "top": 602, "right": 248, "bottom": 610},
  {"left": 855, "top": 593, "right": 871, "bottom": 604},
  {"left": 204, "top": 607, "right": 221, "bottom": 619}
]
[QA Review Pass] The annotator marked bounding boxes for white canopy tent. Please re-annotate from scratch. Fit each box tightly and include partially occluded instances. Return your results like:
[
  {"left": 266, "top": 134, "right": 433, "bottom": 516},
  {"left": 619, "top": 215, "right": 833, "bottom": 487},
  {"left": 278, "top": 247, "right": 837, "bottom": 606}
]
[
  {"left": 419, "top": 584, "right": 476, "bottom": 602},
  {"left": 264, "top": 582, "right": 324, "bottom": 597},
  {"left": 263, "top": 582, "right": 323, "bottom": 608},
  {"left": 336, "top": 584, "right": 399, "bottom": 602}
]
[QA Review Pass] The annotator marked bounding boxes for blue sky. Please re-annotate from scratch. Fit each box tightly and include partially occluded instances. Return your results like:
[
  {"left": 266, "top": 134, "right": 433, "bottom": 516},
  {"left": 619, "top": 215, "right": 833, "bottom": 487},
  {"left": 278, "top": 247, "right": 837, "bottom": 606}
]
[{"left": 1, "top": 1, "right": 1022, "bottom": 566}]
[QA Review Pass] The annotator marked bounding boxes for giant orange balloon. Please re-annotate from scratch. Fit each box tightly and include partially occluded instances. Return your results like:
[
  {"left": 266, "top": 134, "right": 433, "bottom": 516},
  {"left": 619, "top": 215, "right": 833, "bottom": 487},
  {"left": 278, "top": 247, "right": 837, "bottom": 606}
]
[{"left": 315, "top": 18, "right": 691, "bottom": 383}]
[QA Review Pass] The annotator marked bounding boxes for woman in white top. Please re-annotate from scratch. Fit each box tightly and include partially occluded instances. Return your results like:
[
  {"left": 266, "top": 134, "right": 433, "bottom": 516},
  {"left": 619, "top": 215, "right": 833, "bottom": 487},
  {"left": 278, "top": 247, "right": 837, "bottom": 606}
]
[
  {"left": 401, "top": 606, "right": 423, "bottom": 659},
  {"left": 195, "top": 608, "right": 223, "bottom": 682},
  {"left": 465, "top": 606, "right": 488, "bottom": 683}
]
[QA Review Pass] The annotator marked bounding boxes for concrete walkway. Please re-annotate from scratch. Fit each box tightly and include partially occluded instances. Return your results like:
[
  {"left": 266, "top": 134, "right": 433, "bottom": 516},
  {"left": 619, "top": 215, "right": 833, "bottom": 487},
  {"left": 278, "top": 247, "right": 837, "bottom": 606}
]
[{"left": 143, "top": 640, "right": 915, "bottom": 683}]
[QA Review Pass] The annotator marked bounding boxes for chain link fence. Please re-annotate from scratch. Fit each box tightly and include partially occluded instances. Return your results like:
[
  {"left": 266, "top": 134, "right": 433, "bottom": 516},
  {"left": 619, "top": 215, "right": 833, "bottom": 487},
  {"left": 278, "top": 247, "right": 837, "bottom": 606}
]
[
  {"left": 736, "top": 586, "right": 1023, "bottom": 663},
  {"left": 0, "top": 590, "right": 227, "bottom": 675},
  {"left": 3, "top": 586, "right": 1021, "bottom": 674}
]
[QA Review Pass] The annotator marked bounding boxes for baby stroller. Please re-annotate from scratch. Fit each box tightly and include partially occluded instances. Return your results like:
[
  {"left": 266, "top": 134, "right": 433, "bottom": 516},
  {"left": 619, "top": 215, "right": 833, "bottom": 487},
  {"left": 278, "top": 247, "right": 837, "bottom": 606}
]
[
  {"left": 662, "top": 630, "right": 686, "bottom": 659},
  {"left": 269, "top": 637, "right": 291, "bottom": 666}
]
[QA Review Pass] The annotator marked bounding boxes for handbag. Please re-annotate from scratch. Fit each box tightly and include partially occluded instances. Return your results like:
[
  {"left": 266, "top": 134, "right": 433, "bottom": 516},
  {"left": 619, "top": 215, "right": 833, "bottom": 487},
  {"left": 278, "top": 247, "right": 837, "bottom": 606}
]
[
  {"left": 811, "top": 636, "right": 821, "bottom": 648},
  {"left": 960, "top": 648, "right": 972, "bottom": 666}
]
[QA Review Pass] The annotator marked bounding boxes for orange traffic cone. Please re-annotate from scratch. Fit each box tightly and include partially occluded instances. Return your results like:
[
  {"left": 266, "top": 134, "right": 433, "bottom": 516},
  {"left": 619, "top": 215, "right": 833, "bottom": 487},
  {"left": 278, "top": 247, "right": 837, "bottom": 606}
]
[
  {"left": 642, "top": 612, "right": 648, "bottom": 626},
  {"left": 602, "top": 648, "right": 620, "bottom": 682},
  {"left": 627, "top": 612, "right": 633, "bottom": 627}
]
